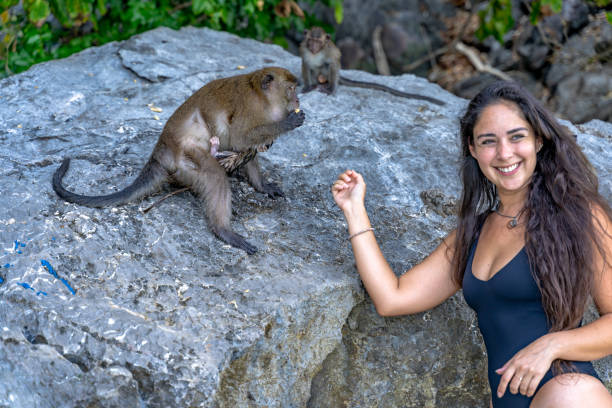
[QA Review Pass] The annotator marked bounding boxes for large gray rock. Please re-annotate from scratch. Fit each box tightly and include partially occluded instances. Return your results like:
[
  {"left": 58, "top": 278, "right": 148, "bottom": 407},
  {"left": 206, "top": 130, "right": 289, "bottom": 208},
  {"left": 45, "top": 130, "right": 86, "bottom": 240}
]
[{"left": 0, "top": 26, "right": 610, "bottom": 407}]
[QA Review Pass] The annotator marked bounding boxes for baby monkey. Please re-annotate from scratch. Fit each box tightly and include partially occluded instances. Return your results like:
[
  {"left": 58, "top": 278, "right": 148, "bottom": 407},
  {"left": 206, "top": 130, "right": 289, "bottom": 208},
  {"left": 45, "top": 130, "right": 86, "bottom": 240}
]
[
  {"left": 299, "top": 27, "right": 445, "bottom": 106},
  {"left": 53, "top": 67, "right": 305, "bottom": 255}
]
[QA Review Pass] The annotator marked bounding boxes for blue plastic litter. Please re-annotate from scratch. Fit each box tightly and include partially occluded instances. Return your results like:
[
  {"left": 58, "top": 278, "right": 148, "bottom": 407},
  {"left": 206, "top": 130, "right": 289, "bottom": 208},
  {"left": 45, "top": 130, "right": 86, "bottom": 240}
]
[
  {"left": 16, "top": 282, "right": 46, "bottom": 296},
  {"left": 0, "top": 276, "right": 4, "bottom": 284},
  {"left": 17, "top": 282, "right": 34, "bottom": 291},
  {"left": 59, "top": 278, "right": 76, "bottom": 295},
  {"left": 41, "top": 259, "right": 76, "bottom": 295},
  {"left": 41, "top": 259, "right": 58, "bottom": 278}
]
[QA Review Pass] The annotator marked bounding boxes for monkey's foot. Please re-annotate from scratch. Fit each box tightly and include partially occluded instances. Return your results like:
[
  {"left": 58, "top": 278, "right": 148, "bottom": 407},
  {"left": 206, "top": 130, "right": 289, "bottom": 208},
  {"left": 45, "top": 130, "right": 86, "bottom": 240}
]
[
  {"left": 213, "top": 227, "right": 258, "bottom": 255},
  {"left": 317, "top": 85, "right": 334, "bottom": 95},
  {"left": 301, "top": 85, "right": 316, "bottom": 93},
  {"left": 260, "top": 182, "right": 285, "bottom": 199}
]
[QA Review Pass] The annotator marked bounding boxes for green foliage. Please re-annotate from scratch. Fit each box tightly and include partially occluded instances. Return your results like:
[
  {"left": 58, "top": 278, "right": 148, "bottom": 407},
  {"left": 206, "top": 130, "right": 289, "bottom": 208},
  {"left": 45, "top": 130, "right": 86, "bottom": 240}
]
[
  {"left": 0, "top": 0, "right": 342, "bottom": 78},
  {"left": 476, "top": 0, "right": 611, "bottom": 44},
  {"left": 528, "top": 0, "right": 562, "bottom": 24},
  {"left": 476, "top": 0, "right": 514, "bottom": 43}
]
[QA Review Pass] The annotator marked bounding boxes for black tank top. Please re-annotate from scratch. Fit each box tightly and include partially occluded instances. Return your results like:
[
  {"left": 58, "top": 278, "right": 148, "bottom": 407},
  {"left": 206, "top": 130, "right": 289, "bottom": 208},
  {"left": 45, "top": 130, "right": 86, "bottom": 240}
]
[{"left": 462, "top": 235, "right": 599, "bottom": 407}]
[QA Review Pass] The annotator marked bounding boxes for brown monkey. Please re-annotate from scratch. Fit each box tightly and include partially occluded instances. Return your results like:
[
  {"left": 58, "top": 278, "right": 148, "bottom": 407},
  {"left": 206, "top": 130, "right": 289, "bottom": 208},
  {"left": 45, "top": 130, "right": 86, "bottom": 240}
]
[
  {"left": 299, "top": 27, "right": 445, "bottom": 106},
  {"left": 52, "top": 67, "right": 305, "bottom": 254}
]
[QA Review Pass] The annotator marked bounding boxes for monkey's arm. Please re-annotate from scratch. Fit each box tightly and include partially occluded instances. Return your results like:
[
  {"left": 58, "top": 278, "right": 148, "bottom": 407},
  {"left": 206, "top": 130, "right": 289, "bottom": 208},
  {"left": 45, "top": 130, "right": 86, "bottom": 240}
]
[
  {"left": 301, "top": 59, "right": 317, "bottom": 93},
  {"left": 240, "top": 109, "right": 305, "bottom": 147}
]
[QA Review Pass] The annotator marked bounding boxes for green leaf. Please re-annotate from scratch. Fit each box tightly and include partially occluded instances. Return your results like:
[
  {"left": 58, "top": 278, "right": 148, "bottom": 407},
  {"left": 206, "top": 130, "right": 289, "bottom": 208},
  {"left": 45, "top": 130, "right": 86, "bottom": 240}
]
[
  {"left": 48, "top": 0, "right": 71, "bottom": 27},
  {"left": 97, "top": 0, "right": 107, "bottom": 16},
  {"left": 334, "top": 1, "right": 343, "bottom": 24},
  {"left": 192, "top": 0, "right": 211, "bottom": 15},
  {"left": 0, "top": 0, "right": 19, "bottom": 10},
  {"left": 607, "top": 11, "right": 612, "bottom": 25},
  {"left": 476, "top": 0, "right": 514, "bottom": 43},
  {"left": 529, "top": 0, "right": 541, "bottom": 24},
  {"left": 541, "top": 0, "right": 562, "bottom": 13},
  {"left": 25, "top": 0, "right": 50, "bottom": 23}
]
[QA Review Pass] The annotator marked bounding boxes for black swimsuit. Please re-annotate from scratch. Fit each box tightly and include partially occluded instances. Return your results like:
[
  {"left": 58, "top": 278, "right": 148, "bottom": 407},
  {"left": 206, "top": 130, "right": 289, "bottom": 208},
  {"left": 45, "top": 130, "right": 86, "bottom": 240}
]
[{"left": 462, "top": 235, "right": 600, "bottom": 407}]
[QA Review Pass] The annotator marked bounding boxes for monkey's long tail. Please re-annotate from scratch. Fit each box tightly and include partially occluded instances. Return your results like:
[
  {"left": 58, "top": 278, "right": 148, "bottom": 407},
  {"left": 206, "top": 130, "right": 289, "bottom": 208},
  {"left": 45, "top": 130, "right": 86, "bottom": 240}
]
[
  {"left": 339, "top": 77, "right": 445, "bottom": 106},
  {"left": 52, "top": 158, "right": 167, "bottom": 208}
]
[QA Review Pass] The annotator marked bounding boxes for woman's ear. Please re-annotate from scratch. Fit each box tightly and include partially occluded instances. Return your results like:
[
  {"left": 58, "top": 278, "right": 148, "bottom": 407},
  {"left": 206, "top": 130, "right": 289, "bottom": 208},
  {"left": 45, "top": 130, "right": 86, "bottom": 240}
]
[{"left": 468, "top": 142, "right": 476, "bottom": 158}]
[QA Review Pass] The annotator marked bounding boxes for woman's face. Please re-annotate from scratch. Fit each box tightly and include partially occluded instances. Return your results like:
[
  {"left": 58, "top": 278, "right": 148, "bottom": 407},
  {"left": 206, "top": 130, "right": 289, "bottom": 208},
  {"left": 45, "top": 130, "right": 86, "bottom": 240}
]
[{"left": 469, "top": 102, "right": 541, "bottom": 198}]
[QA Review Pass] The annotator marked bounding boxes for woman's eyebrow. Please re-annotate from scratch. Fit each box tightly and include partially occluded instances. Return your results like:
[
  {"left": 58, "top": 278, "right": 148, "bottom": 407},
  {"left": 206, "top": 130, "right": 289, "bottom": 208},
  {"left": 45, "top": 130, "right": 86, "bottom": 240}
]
[
  {"left": 507, "top": 127, "right": 528, "bottom": 134},
  {"left": 475, "top": 132, "right": 495, "bottom": 140}
]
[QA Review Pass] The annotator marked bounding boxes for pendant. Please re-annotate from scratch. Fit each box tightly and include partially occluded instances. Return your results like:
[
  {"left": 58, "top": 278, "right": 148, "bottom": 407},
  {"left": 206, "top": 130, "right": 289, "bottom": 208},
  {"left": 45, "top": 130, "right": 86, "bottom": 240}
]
[{"left": 508, "top": 218, "right": 518, "bottom": 228}]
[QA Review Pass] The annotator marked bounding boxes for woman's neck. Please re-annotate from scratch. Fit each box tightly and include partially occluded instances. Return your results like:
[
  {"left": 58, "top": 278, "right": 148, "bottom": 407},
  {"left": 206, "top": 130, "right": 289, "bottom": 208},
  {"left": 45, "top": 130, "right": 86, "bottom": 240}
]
[{"left": 496, "top": 191, "right": 528, "bottom": 215}]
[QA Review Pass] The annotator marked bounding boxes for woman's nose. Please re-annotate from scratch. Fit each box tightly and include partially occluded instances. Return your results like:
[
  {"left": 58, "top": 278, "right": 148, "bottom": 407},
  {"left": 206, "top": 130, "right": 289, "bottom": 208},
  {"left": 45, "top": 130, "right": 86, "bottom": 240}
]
[{"left": 496, "top": 140, "right": 513, "bottom": 160}]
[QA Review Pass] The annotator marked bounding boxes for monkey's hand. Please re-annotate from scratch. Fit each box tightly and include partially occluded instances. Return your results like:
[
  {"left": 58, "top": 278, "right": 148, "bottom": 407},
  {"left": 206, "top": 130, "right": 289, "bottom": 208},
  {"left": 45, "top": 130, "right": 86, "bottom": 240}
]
[
  {"left": 318, "top": 83, "right": 334, "bottom": 95},
  {"left": 260, "top": 182, "right": 285, "bottom": 199},
  {"left": 281, "top": 109, "right": 306, "bottom": 132}
]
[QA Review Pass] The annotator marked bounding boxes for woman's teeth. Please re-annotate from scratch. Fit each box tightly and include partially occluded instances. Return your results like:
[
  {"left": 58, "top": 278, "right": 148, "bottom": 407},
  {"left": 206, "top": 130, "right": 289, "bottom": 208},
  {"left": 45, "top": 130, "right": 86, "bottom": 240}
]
[{"left": 498, "top": 163, "right": 519, "bottom": 173}]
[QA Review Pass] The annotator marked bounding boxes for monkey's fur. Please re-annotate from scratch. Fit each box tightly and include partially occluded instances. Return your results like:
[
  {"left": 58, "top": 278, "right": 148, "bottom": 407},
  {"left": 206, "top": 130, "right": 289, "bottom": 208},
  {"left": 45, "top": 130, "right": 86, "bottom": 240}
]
[
  {"left": 52, "top": 67, "right": 305, "bottom": 255},
  {"left": 299, "top": 27, "right": 445, "bottom": 106}
]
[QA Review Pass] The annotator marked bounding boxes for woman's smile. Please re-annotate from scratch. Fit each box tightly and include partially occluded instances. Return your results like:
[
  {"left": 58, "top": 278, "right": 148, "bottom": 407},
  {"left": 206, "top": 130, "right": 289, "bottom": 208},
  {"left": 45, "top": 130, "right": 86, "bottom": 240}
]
[{"left": 496, "top": 162, "right": 520, "bottom": 175}]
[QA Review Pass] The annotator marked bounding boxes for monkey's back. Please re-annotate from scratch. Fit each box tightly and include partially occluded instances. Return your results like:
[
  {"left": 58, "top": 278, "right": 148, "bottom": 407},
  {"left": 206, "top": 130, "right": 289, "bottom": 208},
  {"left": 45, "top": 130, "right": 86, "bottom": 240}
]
[{"left": 161, "top": 67, "right": 296, "bottom": 151}]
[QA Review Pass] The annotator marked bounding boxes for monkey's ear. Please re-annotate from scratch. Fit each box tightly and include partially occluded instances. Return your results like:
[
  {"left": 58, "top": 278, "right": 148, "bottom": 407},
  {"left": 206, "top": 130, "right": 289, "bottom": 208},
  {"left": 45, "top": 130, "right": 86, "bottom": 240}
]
[{"left": 261, "top": 74, "right": 275, "bottom": 90}]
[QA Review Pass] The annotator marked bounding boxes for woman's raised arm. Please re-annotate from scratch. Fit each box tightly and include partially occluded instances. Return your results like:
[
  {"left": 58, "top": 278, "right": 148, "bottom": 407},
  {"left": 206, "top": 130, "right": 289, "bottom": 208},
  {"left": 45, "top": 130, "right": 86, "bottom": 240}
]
[{"left": 332, "top": 169, "right": 460, "bottom": 316}]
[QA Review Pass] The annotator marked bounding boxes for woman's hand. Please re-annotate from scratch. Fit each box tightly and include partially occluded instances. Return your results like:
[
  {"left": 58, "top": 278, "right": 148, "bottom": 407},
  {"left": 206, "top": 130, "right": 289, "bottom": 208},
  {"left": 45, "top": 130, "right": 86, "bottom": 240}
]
[
  {"left": 496, "top": 334, "right": 557, "bottom": 398},
  {"left": 331, "top": 169, "right": 366, "bottom": 215}
]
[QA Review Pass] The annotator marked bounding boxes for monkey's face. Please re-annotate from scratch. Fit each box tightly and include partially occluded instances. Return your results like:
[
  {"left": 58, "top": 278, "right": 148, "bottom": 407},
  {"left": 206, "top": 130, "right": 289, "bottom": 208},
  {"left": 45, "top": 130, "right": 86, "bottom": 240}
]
[
  {"left": 307, "top": 36, "right": 327, "bottom": 54},
  {"left": 284, "top": 80, "right": 300, "bottom": 112},
  {"left": 304, "top": 27, "right": 329, "bottom": 54},
  {"left": 258, "top": 68, "right": 300, "bottom": 119}
]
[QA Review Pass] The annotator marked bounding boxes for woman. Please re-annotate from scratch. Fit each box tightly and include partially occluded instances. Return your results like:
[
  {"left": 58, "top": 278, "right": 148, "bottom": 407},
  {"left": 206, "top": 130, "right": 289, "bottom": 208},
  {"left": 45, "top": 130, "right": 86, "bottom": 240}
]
[{"left": 331, "top": 81, "right": 612, "bottom": 407}]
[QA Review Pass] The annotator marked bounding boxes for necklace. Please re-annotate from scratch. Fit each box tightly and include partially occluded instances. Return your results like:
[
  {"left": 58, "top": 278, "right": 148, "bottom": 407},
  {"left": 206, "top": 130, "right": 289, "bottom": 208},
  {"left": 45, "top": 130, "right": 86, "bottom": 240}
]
[{"left": 493, "top": 205, "right": 526, "bottom": 229}]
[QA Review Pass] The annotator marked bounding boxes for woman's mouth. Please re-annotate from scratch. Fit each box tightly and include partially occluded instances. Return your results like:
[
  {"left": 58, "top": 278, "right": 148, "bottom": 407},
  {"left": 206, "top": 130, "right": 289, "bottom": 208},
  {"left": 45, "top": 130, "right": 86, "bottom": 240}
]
[{"left": 496, "top": 162, "right": 520, "bottom": 175}]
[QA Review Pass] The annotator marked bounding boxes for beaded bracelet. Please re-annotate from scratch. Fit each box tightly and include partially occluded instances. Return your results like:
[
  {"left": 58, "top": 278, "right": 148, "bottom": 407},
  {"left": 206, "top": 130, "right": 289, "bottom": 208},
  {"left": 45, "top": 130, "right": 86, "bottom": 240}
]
[{"left": 348, "top": 227, "right": 374, "bottom": 241}]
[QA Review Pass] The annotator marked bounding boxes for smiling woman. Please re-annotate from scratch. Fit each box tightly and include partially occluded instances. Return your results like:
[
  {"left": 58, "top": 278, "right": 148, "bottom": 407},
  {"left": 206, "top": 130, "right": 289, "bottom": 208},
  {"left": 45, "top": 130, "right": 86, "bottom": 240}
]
[
  {"left": 331, "top": 80, "right": 612, "bottom": 408},
  {"left": 468, "top": 102, "right": 541, "bottom": 213}
]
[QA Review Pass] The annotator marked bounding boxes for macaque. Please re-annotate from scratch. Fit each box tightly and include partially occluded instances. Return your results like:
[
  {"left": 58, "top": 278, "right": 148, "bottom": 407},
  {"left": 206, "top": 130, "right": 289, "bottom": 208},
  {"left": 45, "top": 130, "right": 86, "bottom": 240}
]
[
  {"left": 52, "top": 67, "right": 305, "bottom": 254},
  {"left": 299, "top": 27, "right": 445, "bottom": 106}
]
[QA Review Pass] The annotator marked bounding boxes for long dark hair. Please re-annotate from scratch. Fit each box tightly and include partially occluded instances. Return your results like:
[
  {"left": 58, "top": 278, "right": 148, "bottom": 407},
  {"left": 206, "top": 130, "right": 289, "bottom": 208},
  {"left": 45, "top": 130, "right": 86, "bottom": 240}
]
[{"left": 452, "top": 81, "right": 612, "bottom": 370}]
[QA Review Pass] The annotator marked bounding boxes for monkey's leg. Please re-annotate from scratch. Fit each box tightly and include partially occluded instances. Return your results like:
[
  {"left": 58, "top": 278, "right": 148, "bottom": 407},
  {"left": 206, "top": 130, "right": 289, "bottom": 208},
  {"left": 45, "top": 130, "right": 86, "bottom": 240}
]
[
  {"left": 243, "top": 156, "right": 284, "bottom": 198},
  {"left": 319, "top": 63, "right": 338, "bottom": 95},
  {"left": 177, "top": 147, "right": 258, "bottom": 254},
  {"left": 301, "top": 64, "right": 317, "bottom": 93}
]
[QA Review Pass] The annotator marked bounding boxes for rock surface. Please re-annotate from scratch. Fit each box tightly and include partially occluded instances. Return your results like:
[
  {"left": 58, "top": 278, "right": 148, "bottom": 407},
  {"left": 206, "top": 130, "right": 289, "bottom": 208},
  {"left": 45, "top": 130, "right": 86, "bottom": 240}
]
[{"left": 0, "top": 26, "right": 610, "bottom": 407}]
